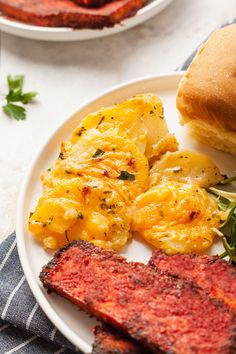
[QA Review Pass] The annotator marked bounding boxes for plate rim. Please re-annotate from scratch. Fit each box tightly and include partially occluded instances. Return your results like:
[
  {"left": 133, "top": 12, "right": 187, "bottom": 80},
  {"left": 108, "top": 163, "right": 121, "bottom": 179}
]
[
  {"left": 16, "top": 71, "right": 184, "bottom": 352},
  {"left": 0, "top": 0, "right": 173, "bottom": 41}
]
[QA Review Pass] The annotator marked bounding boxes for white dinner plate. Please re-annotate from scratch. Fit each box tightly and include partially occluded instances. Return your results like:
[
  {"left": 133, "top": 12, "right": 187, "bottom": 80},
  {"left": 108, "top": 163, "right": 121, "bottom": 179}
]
[
  {"left": 16, "top": 72, "right": 236, "bottom": 353},
  {"left": 0, "top": 0, "right": 173, "bottom": 41}
]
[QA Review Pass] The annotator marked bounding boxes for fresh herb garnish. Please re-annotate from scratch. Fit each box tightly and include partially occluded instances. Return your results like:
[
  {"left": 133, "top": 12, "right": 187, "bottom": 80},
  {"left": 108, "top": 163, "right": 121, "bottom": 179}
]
[
  {"left": 2, "top": 75, "right": 37, "bottom": 120},
  {"left": 96, "top": 115, "right": 105, "bottom": 128},
  {"left": 77, "top": 126, "right": 86, "bottom": 137},
  {"left": 77, "top": 211, "right": 84, "bottom": 219},
  {"left": 58, "top": 152, "right": 65, "bottom": 160},
  {"left": 219, "top": 175, "right": 236, "bottom": 185},
  {"left": 208, "top": 187, "right": 236, "bottom": 262},
  {"left": 92, "top": 149, "right": 105, "bottom": 158},
  {"left": 118, "top": 171, "right": 135, "bottom": 181},
  {"left": 172, "top": 166, "right": 183, "bottom": 173}
]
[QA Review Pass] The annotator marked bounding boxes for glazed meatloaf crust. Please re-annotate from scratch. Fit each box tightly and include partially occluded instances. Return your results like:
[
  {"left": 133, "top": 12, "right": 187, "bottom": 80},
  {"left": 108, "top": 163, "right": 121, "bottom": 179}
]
[
  {"left": 93, "top": 250, "right": 236, "bottom": 354},
  {"left": 0, "top": 0, "right": 147, "bottom": 28},
  {"left": 150, "top": 250, "right": 236, "bottom": 313},
  {"left": 40, "top": 240, "right": 236, "bottom": 354}
]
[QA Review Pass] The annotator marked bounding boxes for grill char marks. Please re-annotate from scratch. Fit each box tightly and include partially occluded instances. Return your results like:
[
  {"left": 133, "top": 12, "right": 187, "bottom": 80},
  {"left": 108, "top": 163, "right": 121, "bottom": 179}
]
[
  {"left": 149, "top": 250, "right": 236, "bottom": 313},
  {"left": 0, "top": 0, "right": 147, "bottom": 29},
  {"left": 40, "top": 240, "right": 236, "bottom": 354}
]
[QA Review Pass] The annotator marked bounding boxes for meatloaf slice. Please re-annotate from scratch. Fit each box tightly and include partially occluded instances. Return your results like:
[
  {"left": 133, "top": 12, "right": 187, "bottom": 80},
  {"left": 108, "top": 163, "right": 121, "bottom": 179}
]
[
  {"left": 150, "top": 250, "right": 236, "bottom": 313},
  {"left": 0, "top": 0, "right": 147, "bottom": 29},
  {"left": 40, "top": 240, "right": 236, "bottom": 354},
  {"left": 92, "top": 324, "right": 149, "bottom": 354}
]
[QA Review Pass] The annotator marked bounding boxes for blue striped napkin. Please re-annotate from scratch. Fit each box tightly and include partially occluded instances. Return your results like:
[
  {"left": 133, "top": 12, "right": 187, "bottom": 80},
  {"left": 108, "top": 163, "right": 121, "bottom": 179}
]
[
  {"left": 0, "top": 232, "right": 79, "bottom": 354},
  {"left": 0, "top": 19, "right": 235, "bottom": 354}
]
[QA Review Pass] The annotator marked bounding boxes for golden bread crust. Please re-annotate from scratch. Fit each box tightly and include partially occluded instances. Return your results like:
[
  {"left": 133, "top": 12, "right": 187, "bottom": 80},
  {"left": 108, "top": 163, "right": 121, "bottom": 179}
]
[{"left": 177, "top": 24, "right": 236, "bottom": 133}]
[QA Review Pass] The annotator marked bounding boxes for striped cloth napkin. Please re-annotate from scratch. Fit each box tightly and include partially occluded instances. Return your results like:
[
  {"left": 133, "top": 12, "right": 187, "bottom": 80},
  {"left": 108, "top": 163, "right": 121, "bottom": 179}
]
[
  {"left": 0, "top": 18, "right": 235, "bottom": 354},
  {"left": 0, "top": 232, "right": 78, "bottom": 354}
]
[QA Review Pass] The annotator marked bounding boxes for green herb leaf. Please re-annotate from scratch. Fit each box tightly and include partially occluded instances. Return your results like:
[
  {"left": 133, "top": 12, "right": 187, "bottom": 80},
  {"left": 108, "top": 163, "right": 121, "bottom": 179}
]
[
  {"left": 219, "top": 175, "right": 236, "bottom": 185},
  {"left": 230, "top": 220, "right": 236, "bottom": 247},
  {"left": 58, "top": 152, "right": 65, "bottom": 160},
  {"left": 2, "top": 75, "right": 37, "bottom": 121},
  {"left": 208, "top": 187, "right": 236, "bottom": 203},
  {"left": 7, "top": 75, "right": 24, "bottom": 93},
  {"left": 222, "top": 237, "right": 236, "bottom": 262},
  {"left": 209, "top": 187, "right": 236, "bottom": 262},
  {"left": 21, "top": 92, "right": 38, "bottom": 104},
  {"left": 6, "top": 89, "right": 22, "bottom": 102},
  {"left": 77, "top": 212, "right": 84, "bottom": 219},
  {"left": 118, "top": 171, "right": 135, "bottom": 181},
  {"left": 77, "top": 126, "right": 86, "bottom": 137},
  {"left": 3, "top": 103, "right": 26, "bottom": 120},
  {"left": 208, "top": 188, "right": 235, "bottom": 211},
  {"left": 220, "top": 204, "right": 236, "bottom": 228},
  {"left": 92, "top": 149, "right": 105, "bottom": 158}
]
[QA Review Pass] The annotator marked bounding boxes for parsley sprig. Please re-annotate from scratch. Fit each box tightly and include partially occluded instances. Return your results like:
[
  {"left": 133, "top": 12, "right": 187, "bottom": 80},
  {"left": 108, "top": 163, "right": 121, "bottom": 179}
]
[
  {"left": 208, "top": 180, "right": 236, "bottom": 262},
  {"left": 2, "top": 75, "right": 37, "bottom": 120},
  {"left": 118, "top": 170, "right": 135, "bottom": 181}
]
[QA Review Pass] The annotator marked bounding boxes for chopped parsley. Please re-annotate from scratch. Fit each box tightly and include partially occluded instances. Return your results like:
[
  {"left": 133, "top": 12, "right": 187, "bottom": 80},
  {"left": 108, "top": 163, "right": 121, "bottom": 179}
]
[
  {"left": 77, "top": 212, "right": 84, "bottom": 219},
  {"left": 172, "top": 166, "right": 183, "bottom": 173},
  {"left": 118, "top": 171, "right": 135, "bottom": 181},
  {"left": 92, "top": 149, "right": 105, "bottom": 158},
  {"left": 58, "top": 152, "right": 65, "bottom": 160},
  {"left": 2, "top": 75, "right": 37, "bottom": 120},
  {"left": 96, "top": 115, "right": 105, "bottom": 128},
  {"left": 77, "top": 126, "right": 86, "bottom": 137}
]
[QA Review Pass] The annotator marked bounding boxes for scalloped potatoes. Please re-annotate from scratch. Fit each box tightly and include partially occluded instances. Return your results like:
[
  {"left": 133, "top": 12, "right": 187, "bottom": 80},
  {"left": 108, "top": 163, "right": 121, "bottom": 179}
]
[
  {"left": 131, "top": 181, "right": 222, "bottom": 255},
  {"left": 71, "top": 93, "right": 168, "bottom": 159},
  {"left": 28, "top": 93, "right": 223, "bottom": 254},
  {"left": 29, "top": 177, "right": 131, "bottom": 250},
  {"left": 150, "top": 150, "right": 223, "bottom": 188},
  {"left": 29, "top": 94, "right": 159, "bottom": 250}
]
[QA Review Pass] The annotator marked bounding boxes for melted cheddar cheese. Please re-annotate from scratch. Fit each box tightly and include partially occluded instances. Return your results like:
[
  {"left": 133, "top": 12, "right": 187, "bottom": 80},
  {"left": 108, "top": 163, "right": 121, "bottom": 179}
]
[{"left": 131, "top": 181, "right": 222, "bottom": 255}]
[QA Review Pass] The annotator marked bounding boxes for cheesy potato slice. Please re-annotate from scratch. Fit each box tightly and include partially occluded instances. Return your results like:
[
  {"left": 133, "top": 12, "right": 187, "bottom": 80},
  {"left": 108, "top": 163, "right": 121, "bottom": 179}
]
[
  {"left": 131, "top": 181, "right": 222, "bottom": 255},
  {"left": 29, "top": 177, "right": 131, "bottom": 250},
  {"left": 149, "top": 134, "right": 179, "bottom": 164},
  {"left": 43, "top": 130, "right": 149, "bottom": 203},
  {"left": 150, "top": 150, "right": 223, "bottom": 188},
  {"left": 71, "top": 94, "right": 168, "bottom": 159}
]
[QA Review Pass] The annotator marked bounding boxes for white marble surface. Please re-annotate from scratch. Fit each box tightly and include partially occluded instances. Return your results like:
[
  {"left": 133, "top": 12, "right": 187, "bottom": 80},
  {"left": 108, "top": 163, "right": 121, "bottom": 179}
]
[{"left": 0, "top": 0, "right": 236, "bottom": 240}]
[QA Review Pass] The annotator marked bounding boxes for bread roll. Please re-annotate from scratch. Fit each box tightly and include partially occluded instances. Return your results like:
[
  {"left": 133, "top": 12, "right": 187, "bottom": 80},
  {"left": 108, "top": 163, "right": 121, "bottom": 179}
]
[{"left": 176, "top": 24, "right": 236, "bottom": 155}]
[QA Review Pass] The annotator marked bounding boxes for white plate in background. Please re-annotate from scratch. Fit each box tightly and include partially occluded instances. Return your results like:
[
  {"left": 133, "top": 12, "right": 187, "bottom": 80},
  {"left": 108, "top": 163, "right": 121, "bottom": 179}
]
[
  {"left": 0, "top": 0, "right": 173, "bottom": 41},
  {"left": 16, "top": 72, "right": 236, "bottom": 352}
]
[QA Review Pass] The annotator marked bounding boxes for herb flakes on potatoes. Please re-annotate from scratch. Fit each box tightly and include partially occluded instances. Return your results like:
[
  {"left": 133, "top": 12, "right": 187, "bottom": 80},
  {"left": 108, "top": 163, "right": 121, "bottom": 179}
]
[
  {"left": 150, "top": 150, "right": 223, "bottom": 188},
  {"left": 29, "top": 93, "right": 225, "bottom": 255},
  {"left": 131, "top": 181, "right": 223, "bottom": 255},
  {"left": 71, "top": 93, "right": 168, "bottom": 159},
  {"left": 29, "top": 177, "right": 131, "bottom": 250}
]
